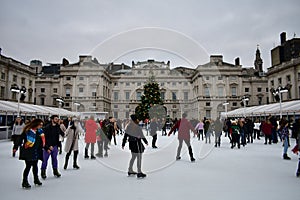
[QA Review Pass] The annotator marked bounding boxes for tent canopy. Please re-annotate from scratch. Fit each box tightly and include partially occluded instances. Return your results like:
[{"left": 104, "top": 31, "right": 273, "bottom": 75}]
[
  {"left": 225, "top": 100, "right": 300, "bottom": 117},
  {"left": 0, "top": 100, "right": 77, "bottom": 117}
]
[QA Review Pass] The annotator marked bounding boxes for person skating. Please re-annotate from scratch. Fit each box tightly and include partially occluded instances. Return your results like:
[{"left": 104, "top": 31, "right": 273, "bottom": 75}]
[
  {"left": 122, "top": 114, "right": 148, "bottom": 178},
  {"left": 195, "top": 119, "right": 204, "bottom": 141},
  {"left": 63, "top": 119, "right": 83, "bottom": 170},
  {"left": 149, "top": 118, "right": 159, "bottom": 148},
  {"left": 168, "top": 113, "right": 197, "bottom": 162},
  {"left": 230, "top": 121, "right": 240, "bottom": 149},
  {"left": 262, "top": 119, "right": 272, "bottom": 145},
  {"left": 41, "top": 115, "right": 64, "bottom": 179},
  {"left": 295, "top": 118, "right": 300, "bottom": 177},
  {"left": 214, "top": 118, "right": 223, "bottom": 147},
  {"left": 281, "top": 119, "right": 291, "bottom": 160},
  {"left": 11, "top": 116, "right": 25, "bottom": 157},
  {"left": 84, "top": 115, "right": 98, "bottom": 159},
  {"left": 19, "top": 119, "right": 45, "bottom": 189}
]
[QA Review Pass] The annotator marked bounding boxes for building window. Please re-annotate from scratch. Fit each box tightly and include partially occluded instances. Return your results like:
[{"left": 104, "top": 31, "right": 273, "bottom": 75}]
[
  {"left": 257, "top": 88, "right": 262, "bottom": 92},
  {"left": 231, "top": 87, "right": 237, "bottom": 96},
  {"left": 161, "top": 82, "right": 165, "bottom": 87},
  {"left": 92, "top": 102, "right": 96, "bottom": 107},
  {"left": 65, "top": 103, "right": 70, "bottom": 107},
  {"left": 184, "top": 92, "right": 188, "bottom": 101},
  {"left": 29, "top": 80, "right": 32, "bottom": 86},
  {"left": 204, "top": 87, "right": 210, "bottom": 97},
  {"left": 137, "top": 82, "right": 141, "bottom": 86},
  {"left": 172, "top": 82, "right": 176, "bottom": 86},
  {"left": 0, "top": 86, "right": 5, "bottom": 98},
  {"left": 218, "top": 76, "right": 223, "bottom": 80},
  {"left": 126, "top": 82, "right": 130, "bottom": 86},
  {"left": 278, "top": 77, "right": 282, "bottom": 85},
  {"left": 233, "top": 102, "right": 237, "bottom": 107},
  {"left": 266, "top": 88, "right": 269, "bottom": 92},
  {"left": 126, "top": 112, "right": 130, "bottom": 119},
  {"left": 79, "top": 76, "right": 84, "bottom": 81},
  {"left": 41, "top": 88, "right": 45, "bottom": 93},
  {"left": 66, "top": 88, "right": 70, "bottom": 97},
  {"left": 245, "top": 88, "right": 249, "bottom": 93},
  {"left": 161, "top": 70, "right": 165, "bottom": 74},
  {"left": 52, "top": 98, "right": 57, "bottom": 106},
  {"left": 125, "top": 92, "right": 130, "bottom": 100},
  {"left": 136, "top": 92, "right": 141, "bottom": 101},
  {"left": 286, "top": 75, "right": 291, "bottom": 82},
  {"left": 40, "top": 97, "right": 45, "bottom": 105},
  {"left": 172, "top": 92, "right": 177, "bottom": 100},
  {"left": 114, "top": 82, "right": 118, "bottom": 86},
  {"left": 1, "top": 72, "right": 5, "bottom": 80},
  {"left": 21, "top": 77, "right": 25, "bottom": 84},
  {"left": 184, "top": 82, "right": 188, "bottom": 86},
  {"left": 137, "top": 70, "right": 141, "bottom": 74},
  {"left": 114, "top": 105, "right": 118, "bottom": 109},
  {"left": 205, "top": 110, "right": 211, "bottom": 118},
  {"left": 298, "top": 73, "right": 300, "bottom": 80},
  {"left": 13, "top": 75, "right": 17, "bottom": 82},
  {"left": 53, "top": 88, "right": 58, "bottom": 93},
  {"left": 79, "top": 87, "right": 84, "bottom": 93},
  {"left": 161, "top": 92, "right": 165, "bottom": 100},
  {"left": 113, "top": 112, "right": 118, "bottom": 119},
  {"left": 114, "top": 91, "right": 119, "bottom": 101},
  {"left": 66, "top": 77, "right": 71, "bottom": 81},
  {"left": 206, "top": 76, "right": 210, "bottom": 81},
  {"left": 218, "top": 87, "right": 224, "bottom": 97},
  {"left": 172, "top": 105, "right": 177, "bottom": 109},
  {"left": 206, "top": 102, "right": 211, "bottom": 107},
  {"left": 271, "top": 80, "right": 274, "bottom": 86},
  {"left": 230, "top": 76, "right": 237, "bottom": 80},
  {"left": 125, "top": 105, "right": 130, "bottom": 109},
  {"left": 92, "top": 92, "right": 96, "bottom": 97}
]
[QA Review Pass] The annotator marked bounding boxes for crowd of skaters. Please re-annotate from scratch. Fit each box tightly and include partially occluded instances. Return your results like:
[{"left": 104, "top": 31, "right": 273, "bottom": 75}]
[{"left": 9, "top": 112, "right": 300, "bottom": 189}]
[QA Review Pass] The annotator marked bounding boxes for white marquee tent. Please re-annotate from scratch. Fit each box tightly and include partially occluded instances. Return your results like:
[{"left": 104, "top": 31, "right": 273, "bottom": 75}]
[
  {"left": 0, "top": 100, "right": 77, "bottom": 117},
  {"left": 224, "top": 100, "right": 300, "bottom": 117}
]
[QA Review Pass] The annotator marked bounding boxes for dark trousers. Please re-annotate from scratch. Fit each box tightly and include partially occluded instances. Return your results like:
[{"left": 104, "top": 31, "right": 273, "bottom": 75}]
[
  {"left": 152, "top": 134, "right": 157, "bottom": 147},
  {"left": 129, "top": 152, "right": 142, "bottom": 173},
  {"left": 253, "top": 129, "right": 260, "bottom": 139},
  {"left": 12, "top": 135, "right": 22, "bottom": 151},
  {"left": 264, "top": 134, "right": 272, "bottom": 144},
  {"left": 231, "top": 133, "right": 240, "bottom": 148},
  {"left": 197, "top": 130, "right": 204, "bottom": 140},
  {"left": 97, "top": 140, "right": 109, "bottom": 155},
  {"left": 177, "top": 139, "right": 191, "bottom": 158},
  {"left": 23, "top": 160, "right": 38, "bottom": 181}
]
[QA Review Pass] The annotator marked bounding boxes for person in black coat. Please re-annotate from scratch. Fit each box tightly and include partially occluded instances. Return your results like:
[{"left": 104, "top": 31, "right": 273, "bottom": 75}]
[
  {"left": 19, "top": 119, "right": 45, "bottom": 189},
  {"left": 41, "top": 115, "right": 64, "bottom": 179},
  {"left": 122, "top": 114, "right": 148, "bottom": 178}
]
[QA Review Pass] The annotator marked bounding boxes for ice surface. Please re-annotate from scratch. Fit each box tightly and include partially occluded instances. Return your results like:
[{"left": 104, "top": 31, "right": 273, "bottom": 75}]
[{"left": 1, "top": 131, "right": 299, "bottom": 200}]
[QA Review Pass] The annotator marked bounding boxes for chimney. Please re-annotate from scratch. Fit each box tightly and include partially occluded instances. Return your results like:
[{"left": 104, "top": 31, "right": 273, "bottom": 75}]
[
  {"left": 79, "top": 55, "right": 92, "bottom": 63},
  {"left": 235, "top": 57, "right": 240, "bottom": 66},
  {"left": 280, "top": 32, "right": 286, "bottom": 45}
]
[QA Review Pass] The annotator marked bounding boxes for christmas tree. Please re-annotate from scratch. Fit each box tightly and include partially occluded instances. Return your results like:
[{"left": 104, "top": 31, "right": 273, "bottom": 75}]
[{"left": 135, "top": 76, "right": 166, "bottom": 121}]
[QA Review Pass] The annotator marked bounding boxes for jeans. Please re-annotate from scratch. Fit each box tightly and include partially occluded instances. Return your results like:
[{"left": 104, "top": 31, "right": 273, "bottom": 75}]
[
  {"left": 283, "top": 136, "right": 289, "bottom": 154},
  {"left": 41, "top": 146, "right": 58, "bottom": 169}
]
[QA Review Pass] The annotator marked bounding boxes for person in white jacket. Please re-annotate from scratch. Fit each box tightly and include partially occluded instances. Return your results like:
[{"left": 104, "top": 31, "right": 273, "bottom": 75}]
[{"left": 63, "top": 119, "right": 84, "bottom": 170}]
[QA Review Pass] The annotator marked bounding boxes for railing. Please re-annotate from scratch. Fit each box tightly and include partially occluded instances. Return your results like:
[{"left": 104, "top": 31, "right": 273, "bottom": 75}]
[{"left": 0, "top": 126, "right": 11, "bottom": 140}]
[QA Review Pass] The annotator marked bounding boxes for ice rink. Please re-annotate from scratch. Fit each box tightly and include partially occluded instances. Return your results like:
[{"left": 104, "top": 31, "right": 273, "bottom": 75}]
[{"left": 0, "top": 132, "right": 299, "bottom": 200}]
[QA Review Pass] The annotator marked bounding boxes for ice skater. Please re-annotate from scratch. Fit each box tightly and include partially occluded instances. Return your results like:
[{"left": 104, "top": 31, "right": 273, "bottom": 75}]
[
  {"left": 168, "top": 113, "right": 197, "bottom": 162},
  {"left": 122, "top": 114, "right": 148, "bottom": 178}
]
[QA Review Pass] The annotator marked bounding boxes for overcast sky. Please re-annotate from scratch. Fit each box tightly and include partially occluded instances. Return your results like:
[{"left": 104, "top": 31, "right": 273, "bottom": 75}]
[{"left": 1, "top": 0, "right": 299, "bottom": 70}]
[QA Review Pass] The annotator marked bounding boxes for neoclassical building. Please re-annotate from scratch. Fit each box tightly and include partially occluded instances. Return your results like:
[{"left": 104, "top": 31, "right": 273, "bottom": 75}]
[
  {"left": 2, "top": 32, "right": 299, "bottom": 120},
  {"left": 34, "top": 51, "right": 269, "bottom": 120},
  {"left": 0, "top": 54, "right": 36, "bottom": 104}
]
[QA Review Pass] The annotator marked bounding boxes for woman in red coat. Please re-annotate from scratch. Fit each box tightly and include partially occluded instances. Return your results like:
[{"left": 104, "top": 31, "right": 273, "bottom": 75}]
[
  {"left": 262, "top": 118, "right": 273, "bottom": 145},
  {"left": 84, "top": 116, "right": 99, "bottom": 159}
]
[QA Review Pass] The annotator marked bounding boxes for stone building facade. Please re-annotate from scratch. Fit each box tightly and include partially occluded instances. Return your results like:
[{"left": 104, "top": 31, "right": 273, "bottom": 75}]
[{"left": 0, "top": 54, "right": 36, "bottom": 104}]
